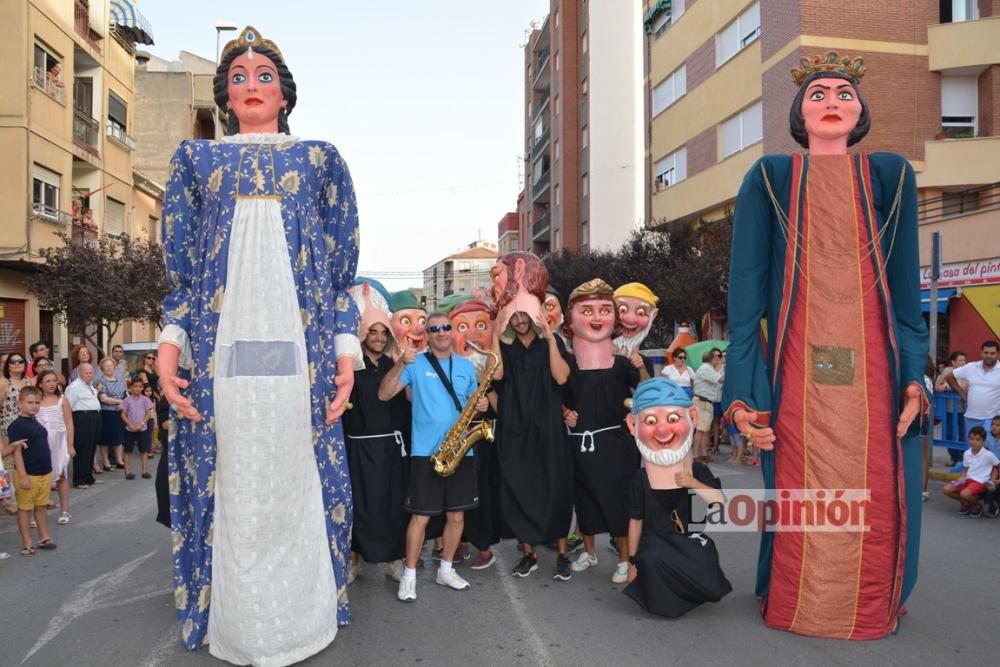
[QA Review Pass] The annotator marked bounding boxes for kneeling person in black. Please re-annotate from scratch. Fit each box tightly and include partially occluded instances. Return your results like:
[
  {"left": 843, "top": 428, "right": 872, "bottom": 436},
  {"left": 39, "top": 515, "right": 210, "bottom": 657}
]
[{"left": 378, "top": 312, "right": 490, "bottom": 602}]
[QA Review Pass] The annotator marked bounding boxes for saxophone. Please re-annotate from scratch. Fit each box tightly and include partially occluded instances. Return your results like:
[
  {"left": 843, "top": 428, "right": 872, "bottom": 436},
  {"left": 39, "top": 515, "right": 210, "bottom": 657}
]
[{"left": 431, "top": 342, "right": 501, "bottom": 477}]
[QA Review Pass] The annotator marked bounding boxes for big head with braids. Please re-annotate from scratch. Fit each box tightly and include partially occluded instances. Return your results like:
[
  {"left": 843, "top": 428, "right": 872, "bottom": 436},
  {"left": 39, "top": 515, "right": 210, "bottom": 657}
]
[{"left": 213, "top": 27, "right": 297, "bottom": 135}]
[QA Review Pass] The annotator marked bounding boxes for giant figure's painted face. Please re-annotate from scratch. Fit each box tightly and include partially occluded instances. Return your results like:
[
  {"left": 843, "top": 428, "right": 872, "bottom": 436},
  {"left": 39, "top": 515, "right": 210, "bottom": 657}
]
[
  {"left": 801, "top": 77, "right": 862, "bottom": 145},
  {"left": 227, "top": 50, "right": 285, "bottom": 129},
  {"left": 569, "top": 298, "right": 616, "bottom": 343},
  {"left": 391, "top": 309, "right": 427, "bottom": 351},
  {"left": 451, "top": 308, "right": 492, "bottom": 357},
  {"left": 490, "top": 257, "right": 546, "bottom": 343},
  {"left": 632, "top": 406, "right": 694, "bottom": 456},
  {"left": 543, "top": 294, "right": 563, "bottom": 331},
  {"left": 615, "top": 297, "right": 656, "bottom": 348}
]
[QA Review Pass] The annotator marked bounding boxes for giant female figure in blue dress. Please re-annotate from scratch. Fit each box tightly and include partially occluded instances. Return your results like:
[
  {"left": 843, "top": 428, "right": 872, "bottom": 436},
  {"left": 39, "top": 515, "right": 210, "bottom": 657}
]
[
  {"left": 723, "top": 53, "right": 928, "bottom": 640},
  {"left": 156, "top": 26, "right": 362, "bottom": 666}
]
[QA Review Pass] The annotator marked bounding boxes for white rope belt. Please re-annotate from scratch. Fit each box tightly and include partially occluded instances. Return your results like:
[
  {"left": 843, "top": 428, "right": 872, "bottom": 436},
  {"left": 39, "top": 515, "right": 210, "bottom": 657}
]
[
  {"left": 566, "top": 424, "right": 620, "bottom": 453},
  {"left": 346, "top": 430, "right": 407, "bottom": 457}
]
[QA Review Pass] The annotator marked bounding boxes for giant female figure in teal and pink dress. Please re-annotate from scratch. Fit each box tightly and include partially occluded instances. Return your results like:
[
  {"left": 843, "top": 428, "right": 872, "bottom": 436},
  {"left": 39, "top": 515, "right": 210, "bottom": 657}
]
[
  {"left": 156, "top": 26, "right": 362, "bottom": 666},
  {"left": 723, "top": 53, "right": 928, "bottom": 640}
]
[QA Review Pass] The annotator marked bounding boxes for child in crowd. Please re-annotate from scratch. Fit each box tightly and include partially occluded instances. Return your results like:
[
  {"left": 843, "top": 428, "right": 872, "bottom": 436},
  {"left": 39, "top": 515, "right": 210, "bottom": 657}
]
[
  {"left": 7, "top": 386, "right": 57, "bottom": 556},
  {"left": 142, "top": 383, "right": 157, "bottom": 460},
  {"left": 120, "top": 380, "right": 154, "bottom": 480},
  {"left": 985, "top": 415, "right": 1000, "bottom": 454},
  {"left": 943, "top": 425, "right": 1000, "bottom": 518},
  {"left": 35, "top": 370, "right": 75, "bottom": 525}
]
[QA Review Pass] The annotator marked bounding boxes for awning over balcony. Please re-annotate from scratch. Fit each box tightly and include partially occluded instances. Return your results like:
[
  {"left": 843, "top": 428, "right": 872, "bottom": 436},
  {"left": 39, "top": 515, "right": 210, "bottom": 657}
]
[
  {"left": 921, "top": 287, "right": 957, "bottom": 313},
  {"left": 110, "top": 0, "right": 154, "bottom": 45},
  {"left": 643, "top": 0, "right": 671, "bottom": 33}
]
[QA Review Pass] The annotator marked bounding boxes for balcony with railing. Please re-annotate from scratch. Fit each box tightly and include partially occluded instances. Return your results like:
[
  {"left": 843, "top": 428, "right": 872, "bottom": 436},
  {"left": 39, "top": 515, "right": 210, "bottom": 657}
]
[
  {"left": 71, "top": 222, "right": 99, "bottom": 247},
  {"left": 532, "top": 212, "right": 551, "bottom": 240},
  {"left": 919, "top": 182, "right": 1000, "bottom": 224},
  {"left": 532, "top": 48, "right": 551, "bottom": 91},
  {"left": 106, "top": 121, "right": 136, "bottom": 151},
  {"left": 531, "top": 168, "right": 550, "bottom": 202},
  {"left": 73, "top": 107, "right": 100, "bottom": 154},
  {"left": 74, "top": 0, "right": 103, "bottom": 53},
  {"left": 32, "top": 205, "right": 73, "bottom": 226},
  {"left": 531, "top": 127, "right": 551, "bottom": 161},
  {"left": 32, "top": 68, "right": 66, "bottom": 104}
]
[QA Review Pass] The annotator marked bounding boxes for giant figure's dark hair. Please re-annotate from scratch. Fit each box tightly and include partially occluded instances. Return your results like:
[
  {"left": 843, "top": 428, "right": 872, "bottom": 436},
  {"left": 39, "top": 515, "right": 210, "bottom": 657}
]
[
  {"left": 213, "top": 44, "right": 297, "bottom": 136},
  {"left": 789, "top": 71, "right": 871, "bottom": 150}
]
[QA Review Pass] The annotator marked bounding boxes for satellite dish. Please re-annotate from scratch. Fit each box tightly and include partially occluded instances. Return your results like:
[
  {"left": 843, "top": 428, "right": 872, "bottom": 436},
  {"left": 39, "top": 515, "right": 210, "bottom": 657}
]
[{"left": 529, "top": 17, "right": 541, "bottom": 29}]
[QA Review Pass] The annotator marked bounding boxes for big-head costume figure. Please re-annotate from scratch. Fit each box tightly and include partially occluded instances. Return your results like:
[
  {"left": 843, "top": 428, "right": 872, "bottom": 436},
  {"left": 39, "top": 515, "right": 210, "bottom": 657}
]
[
  {"left": 613, "top": 282, "right": 659, "bottom": 357},
  {"left": 388, "top": 291, "right": 427, "bottom": 358},
  {"left": 723, "top": 53, "right": 928, "bottom": 639},
  {"left": 157, "top": 26, "right": 361, "bottom": 665},
  {"left": 623, "top": 378, "right": 731, "bottom": 618},
  {"left": 350, "top": 277, "right": 395, "bottom": 358},
  {"left": 490, "top": 251, "right": 548, "bottom": 343}
]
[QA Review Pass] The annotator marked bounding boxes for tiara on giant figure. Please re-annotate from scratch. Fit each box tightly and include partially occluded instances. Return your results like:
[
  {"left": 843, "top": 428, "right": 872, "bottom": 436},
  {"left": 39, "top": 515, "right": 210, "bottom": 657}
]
[
  {"left": 791, "top": 52, "right": 865, "bottom": 86},
  {"left": 220, "top": 26, "right": 285, "bottom": 64}
]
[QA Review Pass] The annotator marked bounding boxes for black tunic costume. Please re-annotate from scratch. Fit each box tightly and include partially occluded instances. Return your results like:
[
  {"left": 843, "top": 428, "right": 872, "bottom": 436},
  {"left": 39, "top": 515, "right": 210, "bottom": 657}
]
[
  {"left": 461, "top": 405, "right": 506, "bottom": 550},
  {"left": 563, "top": 355, "right": 640, "bottom": 537},
  {"left": 494, "top": 335, "right": 574, "bottom": 545},
  {"left": 343, "top": 354, "right": 409, "bottom": 563},
  {"left": 623, "top": 463, "right": 732, "bottom": 617}
]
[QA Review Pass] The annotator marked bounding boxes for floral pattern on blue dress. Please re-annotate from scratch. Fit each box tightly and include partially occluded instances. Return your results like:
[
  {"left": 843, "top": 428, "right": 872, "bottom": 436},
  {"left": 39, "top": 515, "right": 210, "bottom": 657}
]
[{"left": 161, "top": 137, "right": 360, "bottom": 649}]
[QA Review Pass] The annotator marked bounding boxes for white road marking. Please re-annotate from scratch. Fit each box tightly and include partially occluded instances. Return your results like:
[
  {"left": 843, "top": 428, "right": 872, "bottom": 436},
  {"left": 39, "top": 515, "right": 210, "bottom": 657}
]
[
  {"left": 138, "top": 625, "right": 183, "bottom": 667},
  {"left": 22, "top": 551, "right": 171, "bottom": 664},
  {"left": 493, "top": 549, "right": 553, "bottom": 667}
]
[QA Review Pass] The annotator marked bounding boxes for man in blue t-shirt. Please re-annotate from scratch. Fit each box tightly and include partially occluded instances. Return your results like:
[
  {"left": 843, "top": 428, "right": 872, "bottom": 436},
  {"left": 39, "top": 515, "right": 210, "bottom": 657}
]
[{"left": 379, "top": 311, "right": 487, "bottom": 602}]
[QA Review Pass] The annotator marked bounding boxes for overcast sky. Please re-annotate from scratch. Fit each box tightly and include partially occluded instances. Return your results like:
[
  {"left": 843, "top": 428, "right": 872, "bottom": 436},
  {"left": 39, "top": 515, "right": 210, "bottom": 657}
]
[{"left": 141, "top": 0, "right": 549, "bottom": 291}]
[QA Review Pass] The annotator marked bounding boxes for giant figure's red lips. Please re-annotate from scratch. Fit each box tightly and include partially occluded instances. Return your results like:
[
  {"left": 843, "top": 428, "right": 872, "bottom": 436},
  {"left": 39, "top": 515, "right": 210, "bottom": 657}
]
[{"left": 821, "top": 113, "right": 842, "bottom": 122}]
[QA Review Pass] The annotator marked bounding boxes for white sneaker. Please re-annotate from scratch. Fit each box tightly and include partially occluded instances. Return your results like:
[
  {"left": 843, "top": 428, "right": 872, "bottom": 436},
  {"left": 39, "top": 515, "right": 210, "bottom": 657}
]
[
  {"left": 347, "top": 560, "right": 362, "bottom": 585},
  {"left": 611, "top": 562, "right": 629, "bottom": 584},
  {"left": 435, "top": 568, "right": 471, "bottom": 591},
  {"left": 397, "top": 576, "right": 416, "bottom": 602},
  {"left": 571, "top": 552, "right": 598, "bottom": 572},
  {"left": 385, "top": 559, "right": 404, "bottom": 582}
]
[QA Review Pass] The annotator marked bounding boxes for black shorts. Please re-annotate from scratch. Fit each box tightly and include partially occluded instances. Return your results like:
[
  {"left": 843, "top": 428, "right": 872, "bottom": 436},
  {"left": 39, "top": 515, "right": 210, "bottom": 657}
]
[
  {"left": 123, "top": 429, "right": 151, "bottom": 454},
  {"left": 404, "top": 456, "right": 478, "bottom": 516}
]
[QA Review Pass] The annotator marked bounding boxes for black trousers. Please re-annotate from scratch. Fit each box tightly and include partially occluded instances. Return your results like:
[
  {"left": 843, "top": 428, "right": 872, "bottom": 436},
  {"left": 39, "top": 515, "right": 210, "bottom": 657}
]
[{"left": 72, "top": 410, "right": 101, "bottom": 487}]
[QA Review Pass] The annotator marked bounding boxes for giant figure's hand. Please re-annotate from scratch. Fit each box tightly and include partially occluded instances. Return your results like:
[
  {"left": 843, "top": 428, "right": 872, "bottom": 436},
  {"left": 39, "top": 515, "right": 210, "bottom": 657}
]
[
  {"left": 157, "top": 343, "right": 202, "bottom": 422},
  {"left": 326, "top": 356, "right": 355, "bottom": 425},
  {"left": 732, "top": 409, "right": 775, "bottom": 450},
  {"left": 896, "top": 384, "right": 923, "bottom": 440}
]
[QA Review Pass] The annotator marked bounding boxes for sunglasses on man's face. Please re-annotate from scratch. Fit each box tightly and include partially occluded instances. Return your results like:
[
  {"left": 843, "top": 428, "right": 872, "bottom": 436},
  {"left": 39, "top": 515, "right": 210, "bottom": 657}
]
[
  {"left": 676, "top": 356, "right": 686, "bottom": 360},
  {"left": 427, "top": 324, "right": 452, "bottom": 333}
]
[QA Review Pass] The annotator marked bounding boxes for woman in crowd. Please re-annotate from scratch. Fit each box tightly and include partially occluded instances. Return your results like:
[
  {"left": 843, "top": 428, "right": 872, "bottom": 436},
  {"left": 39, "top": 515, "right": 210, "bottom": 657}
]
[
  {"left": 659, "top": 349, "right": 694, "bottom": 398},
  {"left": 95, "top": 357, "right": 127, "bottom": 472},
  {"left": 35, "top": 369, "right": 74, "bottom": 524},
  {"left": 68, "top": 344, "right": 94, "bottom": 383},
  {"left": 1, "top": 353, "right": 33, "bottom": 514}
]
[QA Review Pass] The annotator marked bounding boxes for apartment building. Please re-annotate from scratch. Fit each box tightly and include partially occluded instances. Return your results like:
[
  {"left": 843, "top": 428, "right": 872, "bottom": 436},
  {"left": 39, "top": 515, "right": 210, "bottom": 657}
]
[
  {"left": 0, "top": 0, "right": 157, "bottom": 360},
  {"left": 520, "top": 0, "right": 644, "bottom": 256},
  {"left": 422, "top": 241, "right": 499, "bottom": 311},
  {"left": 134, "top": 50, "right": 218, "bottom": 186},
  {"left": 497, "top": 211, "right": 520, "bottom": 254},
  {"left": 645, "top": 0, "right": 1000, "bottom": 347}
]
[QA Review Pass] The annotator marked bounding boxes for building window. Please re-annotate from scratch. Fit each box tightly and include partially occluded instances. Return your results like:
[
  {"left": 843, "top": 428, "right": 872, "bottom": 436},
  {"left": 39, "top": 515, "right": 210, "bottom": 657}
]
[
  {"left": 581, "top": 31, "right": 588, "bottom": 54},
  {"left": 105, "top": 197, "right": 125, "bottom": 236},
  {"left": 555, "top": 184, "right": 561, "bottom": 206},
  {"left": 941, "top": 75, "right": 978, "bottom": 138},
  {"left": 33, "top": 43, "right": 65, "bottom": 103},
  {"left": 107, "top": 91, "right": 133, "bottom": 149},
  {"left": 32, "top": 165, "right": 61, "bottom": 220},
  {"left": 582, "top": 125, "right": 589, "bottom": 149},
  {"left": 555, "top": 51, "right": 560, "bottom": 72},
  {"left": 654, "top": 147, "right": 687, "bottom": 190},
  {"left": 554, "top": 138, "right": 560, "bottom": 162},
  {"left": 581, "top": 78, "right": 588, "bottom": 96},
  {"left": 716, "top": 1, "right": 760, "bottom": 67},
  {"left": 581, "top": 219, "right": 590, "bottom": 248},
  {"left": 942, "top": 0, "right": 979, "bottom": 22},
  {"left": 652, "top": 64, "right": 687, "bottom": 117},
  {"left": 582, "top": 173, "right": 589, "bottom": 197},
  {"left": 720, "top": 101, "right": 763, "bottom": 158},
  {"left": 555, "top": 94, "right": 561, "bottom": 116},
  {"left": 554, "top": 8, "right": 559, "bottom": 28}
]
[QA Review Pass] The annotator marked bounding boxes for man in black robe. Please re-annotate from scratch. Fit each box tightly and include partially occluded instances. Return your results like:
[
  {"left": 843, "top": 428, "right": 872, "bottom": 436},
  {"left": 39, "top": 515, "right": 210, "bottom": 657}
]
[
  {"left": 494, "top": 310, "right": 575, "bottom": 580},
  {"left": 343, "top": 321, "right": 409, "bottom": 583}
]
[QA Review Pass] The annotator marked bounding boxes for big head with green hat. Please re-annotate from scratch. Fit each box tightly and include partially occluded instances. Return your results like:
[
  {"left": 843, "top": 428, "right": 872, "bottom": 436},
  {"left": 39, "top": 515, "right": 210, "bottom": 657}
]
[{"left": 388, "top": 291, "right": 427, "bottom": 355}]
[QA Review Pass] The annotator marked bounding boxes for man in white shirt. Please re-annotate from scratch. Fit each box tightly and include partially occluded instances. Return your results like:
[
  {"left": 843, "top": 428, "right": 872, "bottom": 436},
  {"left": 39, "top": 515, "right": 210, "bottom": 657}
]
[
  {"left": 65, "top": 363, "right": 101, "bottom": 489},
  {"left": 944, "top": 340, "right": 1000, "bottom": 437},
  {"left": 692, "top": 350, "right": 723, "bottom": 462}
]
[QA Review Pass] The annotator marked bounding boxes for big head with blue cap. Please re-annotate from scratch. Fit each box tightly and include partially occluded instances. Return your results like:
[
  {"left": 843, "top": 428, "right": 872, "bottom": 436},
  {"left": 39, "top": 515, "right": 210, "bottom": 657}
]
[{"left": 626, "top": 378, "right": 699, "bottom": 489}]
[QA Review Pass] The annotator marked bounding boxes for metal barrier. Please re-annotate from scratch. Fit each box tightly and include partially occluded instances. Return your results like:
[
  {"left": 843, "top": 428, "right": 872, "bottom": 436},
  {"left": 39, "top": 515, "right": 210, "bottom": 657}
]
[{"left": 932, "top": 391, "right": 967, "bottom": 450}]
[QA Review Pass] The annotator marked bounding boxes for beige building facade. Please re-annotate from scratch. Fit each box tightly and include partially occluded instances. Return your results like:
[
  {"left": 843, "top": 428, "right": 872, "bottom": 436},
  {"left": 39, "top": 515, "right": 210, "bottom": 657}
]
[
  {"left": 0, "top": 0, "right": 156, "bottom": 363},
  {"left": 422, "top": 241, "right": 499, "bottom": 311},
  {"left": 645, "top": 0, "right": 1000, "bottom": 345}
]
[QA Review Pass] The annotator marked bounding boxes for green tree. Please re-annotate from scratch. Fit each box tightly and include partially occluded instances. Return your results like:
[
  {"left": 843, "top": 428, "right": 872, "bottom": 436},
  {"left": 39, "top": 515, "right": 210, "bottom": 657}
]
[{"left": 30, "top": 233, "right": 169, "bottom": 352}]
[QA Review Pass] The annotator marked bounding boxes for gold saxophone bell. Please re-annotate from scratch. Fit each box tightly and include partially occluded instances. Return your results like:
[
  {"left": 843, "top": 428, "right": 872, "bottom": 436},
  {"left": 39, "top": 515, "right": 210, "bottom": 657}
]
[{"left": 430, "top": 342, "right": 500, "bottom": 477}]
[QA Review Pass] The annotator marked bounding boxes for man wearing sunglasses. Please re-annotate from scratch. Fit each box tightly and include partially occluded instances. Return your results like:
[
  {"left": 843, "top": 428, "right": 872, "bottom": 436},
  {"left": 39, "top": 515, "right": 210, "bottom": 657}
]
[{"left": 378, "top": 312, "right": 488, "bottom": 602}]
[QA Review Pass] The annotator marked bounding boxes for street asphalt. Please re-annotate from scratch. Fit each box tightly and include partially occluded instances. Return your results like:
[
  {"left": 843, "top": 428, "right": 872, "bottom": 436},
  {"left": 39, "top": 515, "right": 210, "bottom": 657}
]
[{"left": 2, "top": 456, "right": 998, "bottom": 666}]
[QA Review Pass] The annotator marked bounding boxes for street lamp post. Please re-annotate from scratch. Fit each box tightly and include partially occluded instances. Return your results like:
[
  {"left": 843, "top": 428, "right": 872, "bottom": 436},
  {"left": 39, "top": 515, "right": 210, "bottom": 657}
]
[{"left": 214, "top": 21, "right": 238, "bottom": 138}]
